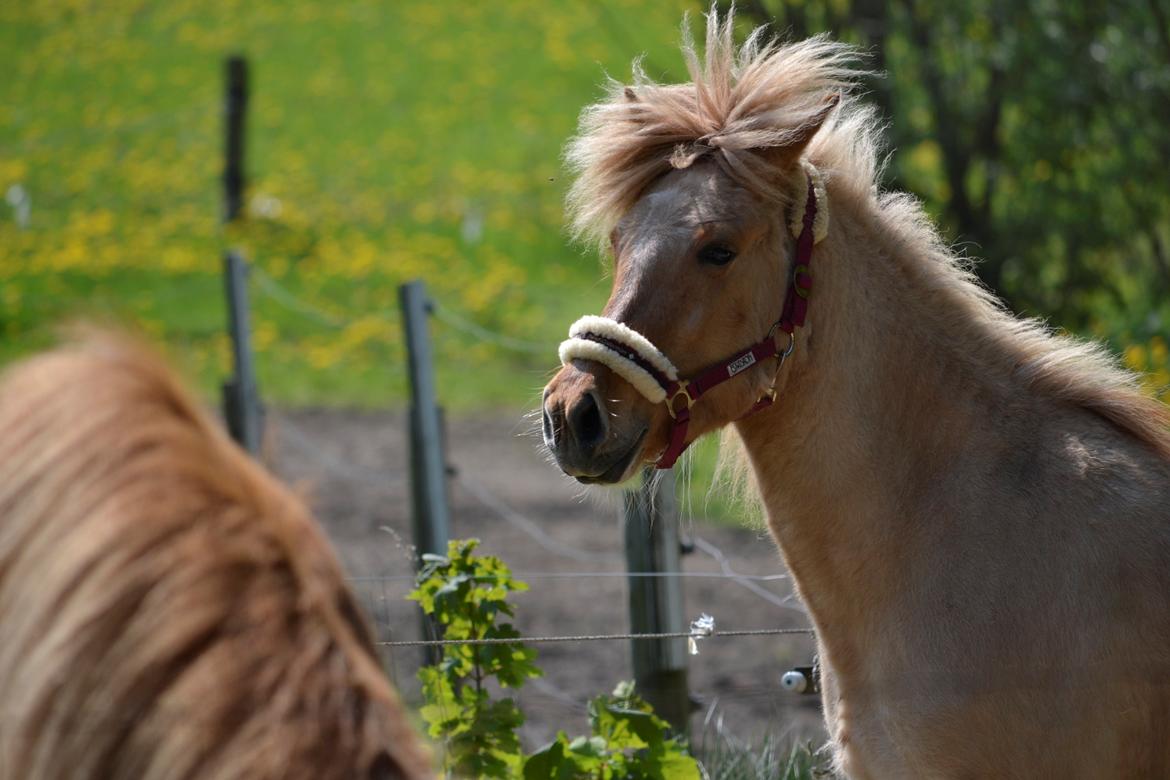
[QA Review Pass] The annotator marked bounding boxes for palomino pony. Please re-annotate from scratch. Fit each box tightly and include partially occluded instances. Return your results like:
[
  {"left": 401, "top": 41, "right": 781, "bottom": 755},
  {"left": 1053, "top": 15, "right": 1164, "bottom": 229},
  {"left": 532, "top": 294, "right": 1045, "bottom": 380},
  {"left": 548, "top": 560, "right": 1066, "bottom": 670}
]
[
  {"left": 542, "top": 10, "right": 1170, "bottom": 779},
  {"left": 0, "top": 331, "right": 431, "bottom": 780}
]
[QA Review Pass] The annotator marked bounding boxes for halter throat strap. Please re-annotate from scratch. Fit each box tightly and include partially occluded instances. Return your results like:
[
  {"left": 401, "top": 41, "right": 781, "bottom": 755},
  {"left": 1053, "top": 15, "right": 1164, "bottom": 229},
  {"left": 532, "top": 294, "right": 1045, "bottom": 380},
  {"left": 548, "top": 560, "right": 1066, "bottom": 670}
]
[{"left": 558, "top": 163, "right": 826, "bottom": 470}]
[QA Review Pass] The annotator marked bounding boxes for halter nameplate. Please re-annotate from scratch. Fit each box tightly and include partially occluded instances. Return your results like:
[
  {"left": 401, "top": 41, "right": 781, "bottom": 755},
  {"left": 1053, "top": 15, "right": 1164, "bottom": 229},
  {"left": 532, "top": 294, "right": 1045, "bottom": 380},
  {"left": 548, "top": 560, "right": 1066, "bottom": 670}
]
[
  {"left": 558, "top": 162, "right": 828, "bottom": 469},
  {"left": 726, "top": 352, "right": 757, "bottom": 377}
]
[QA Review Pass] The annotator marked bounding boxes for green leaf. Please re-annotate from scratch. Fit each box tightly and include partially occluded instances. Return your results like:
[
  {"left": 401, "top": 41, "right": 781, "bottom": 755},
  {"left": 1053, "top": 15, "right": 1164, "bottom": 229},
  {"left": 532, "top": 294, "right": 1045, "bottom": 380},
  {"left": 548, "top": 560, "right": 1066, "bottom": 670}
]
[
  {"left": 605, "top": 706, "right": 661, "bottom": 751},
  {"left": 566, "top": 735, "right": 607, "bottom": 758},
  {"left": 637, "top": 747, "right": 701, "bottom": 780},
  {"left": 524, "top": 735, "right": 568, "bottom": 780}
]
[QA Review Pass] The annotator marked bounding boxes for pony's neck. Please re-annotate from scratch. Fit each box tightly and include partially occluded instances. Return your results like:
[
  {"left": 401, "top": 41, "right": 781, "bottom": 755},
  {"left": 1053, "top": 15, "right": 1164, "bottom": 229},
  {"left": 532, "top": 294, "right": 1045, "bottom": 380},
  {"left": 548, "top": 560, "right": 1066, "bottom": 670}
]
[{"left": 733, "top": 181, "right": 1016, "bottom": 656}]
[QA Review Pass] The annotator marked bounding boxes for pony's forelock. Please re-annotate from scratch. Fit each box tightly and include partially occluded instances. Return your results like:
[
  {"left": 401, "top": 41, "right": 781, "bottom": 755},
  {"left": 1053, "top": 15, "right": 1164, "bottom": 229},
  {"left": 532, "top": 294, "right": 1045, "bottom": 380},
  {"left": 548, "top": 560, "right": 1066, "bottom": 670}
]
[{"left": 564, "top": 6, "right": 864, "bottom": 251}]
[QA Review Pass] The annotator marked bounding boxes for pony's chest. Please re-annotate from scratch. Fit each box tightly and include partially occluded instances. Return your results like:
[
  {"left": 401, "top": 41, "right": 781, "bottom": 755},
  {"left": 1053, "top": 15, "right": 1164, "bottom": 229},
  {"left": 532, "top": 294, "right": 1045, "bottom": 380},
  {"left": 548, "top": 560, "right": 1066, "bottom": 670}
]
[{"left": 824, "top": 693, "right": 908, "bottom": 780}]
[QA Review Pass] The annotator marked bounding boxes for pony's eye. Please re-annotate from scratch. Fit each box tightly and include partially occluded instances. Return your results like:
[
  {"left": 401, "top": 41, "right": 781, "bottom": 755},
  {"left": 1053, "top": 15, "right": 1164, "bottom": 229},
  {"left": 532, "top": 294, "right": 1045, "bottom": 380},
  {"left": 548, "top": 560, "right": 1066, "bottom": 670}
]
[{"left": 698, "top": 244, "right": 737, "bottom": 266}]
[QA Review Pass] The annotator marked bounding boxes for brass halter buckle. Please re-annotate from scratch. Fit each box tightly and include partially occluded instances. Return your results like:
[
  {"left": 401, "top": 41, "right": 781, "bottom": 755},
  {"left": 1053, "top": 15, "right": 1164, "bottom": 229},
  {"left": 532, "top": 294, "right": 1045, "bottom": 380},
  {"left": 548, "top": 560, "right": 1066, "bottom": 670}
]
[{"left": 666, "top": 382, "right": 694, "bottom": 420}]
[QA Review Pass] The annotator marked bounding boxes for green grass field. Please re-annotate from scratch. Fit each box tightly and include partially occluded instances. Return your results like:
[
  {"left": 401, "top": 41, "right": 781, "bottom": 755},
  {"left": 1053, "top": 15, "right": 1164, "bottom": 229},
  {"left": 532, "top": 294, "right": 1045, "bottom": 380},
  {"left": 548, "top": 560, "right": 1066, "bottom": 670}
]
[{"left": 1, "top": 0, "right": 708, "bottom": 408}]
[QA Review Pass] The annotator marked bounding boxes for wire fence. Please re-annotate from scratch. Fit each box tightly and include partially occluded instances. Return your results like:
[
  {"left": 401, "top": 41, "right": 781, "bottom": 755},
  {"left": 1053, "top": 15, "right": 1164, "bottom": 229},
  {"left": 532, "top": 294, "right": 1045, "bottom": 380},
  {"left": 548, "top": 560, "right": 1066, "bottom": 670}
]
[
  {"left": 693, "top": 536, "right": 807, "bottom": 615},
  {"left": 252, "top": 264, "right": 553, "bottom": 355},
  {"left": 430, "top": 300, "right": 551, "bottom": 354},
  {"left": 273, "top": 411, "right": 404, "bottom": 489},
  {"left": 379, "top": 626, "right": 813, "bottom": 649},
  {"left": 350, "top": 570, "right": 790, "bottom": 583},
  {"left": 450, "top": 470, "right": 612, "bottom": 564},
  {"left": 253, "top": 263, "right": 811, "bottom": 616},
  {"left": 250, "top": 265, "right": 352, "bottom": 329},
  {"left": 244, "top": 259, "right": 818, "bottom": 724}
]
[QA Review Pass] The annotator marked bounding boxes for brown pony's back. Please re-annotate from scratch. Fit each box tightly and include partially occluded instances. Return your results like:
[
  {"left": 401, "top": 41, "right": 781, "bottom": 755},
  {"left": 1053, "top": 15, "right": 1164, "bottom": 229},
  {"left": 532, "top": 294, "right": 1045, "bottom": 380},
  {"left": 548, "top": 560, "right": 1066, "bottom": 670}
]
[{"left": 0, "top": 331, "right": 431, "bottom": 780}]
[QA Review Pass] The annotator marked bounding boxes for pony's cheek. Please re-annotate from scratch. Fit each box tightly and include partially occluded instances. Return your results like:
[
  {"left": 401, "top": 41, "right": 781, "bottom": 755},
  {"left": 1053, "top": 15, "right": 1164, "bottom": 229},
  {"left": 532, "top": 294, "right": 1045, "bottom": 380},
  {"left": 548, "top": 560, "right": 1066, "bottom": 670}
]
[{"left": 642, "top": 426, "right": 671, "bottom": 466}]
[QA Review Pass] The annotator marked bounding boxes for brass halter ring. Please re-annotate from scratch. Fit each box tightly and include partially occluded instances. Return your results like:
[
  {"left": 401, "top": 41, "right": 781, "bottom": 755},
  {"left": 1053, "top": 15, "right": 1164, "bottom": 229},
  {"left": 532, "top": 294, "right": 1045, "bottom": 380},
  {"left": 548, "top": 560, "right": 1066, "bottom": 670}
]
[
  {"left": 766, "top": 323, "right": 797, "bottom": 359},
  {"left": 666, "top": 382, "right": 695, "bottom": 420}
]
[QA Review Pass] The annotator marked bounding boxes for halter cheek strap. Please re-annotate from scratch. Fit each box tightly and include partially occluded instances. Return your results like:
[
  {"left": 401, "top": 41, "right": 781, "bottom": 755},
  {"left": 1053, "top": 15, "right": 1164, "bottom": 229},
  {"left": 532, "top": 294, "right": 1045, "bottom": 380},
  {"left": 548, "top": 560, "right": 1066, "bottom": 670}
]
[{"left": 558, "top": 161, "right": 827, "bottom": 470}]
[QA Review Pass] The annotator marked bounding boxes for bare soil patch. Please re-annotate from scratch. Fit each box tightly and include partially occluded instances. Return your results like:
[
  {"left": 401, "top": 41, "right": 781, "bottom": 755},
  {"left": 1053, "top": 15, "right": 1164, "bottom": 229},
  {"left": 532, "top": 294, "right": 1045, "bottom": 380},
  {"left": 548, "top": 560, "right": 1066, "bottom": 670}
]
[{"left": 268, "top": 407, "right": 825, "bottom": 749}]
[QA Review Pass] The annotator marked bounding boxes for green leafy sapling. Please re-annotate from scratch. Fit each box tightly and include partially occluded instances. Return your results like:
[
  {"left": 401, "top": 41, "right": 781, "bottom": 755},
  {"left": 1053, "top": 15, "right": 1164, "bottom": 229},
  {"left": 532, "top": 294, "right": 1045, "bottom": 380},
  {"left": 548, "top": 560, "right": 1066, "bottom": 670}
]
[
  {"left": 410, "top": 539, "right": 700, "bottom": 779},
  {"left": 409, "top": 539, "right": 542, "bottom": 778},
  {"left": 523, "top": 681, "right": 701, "bottom": 780}
]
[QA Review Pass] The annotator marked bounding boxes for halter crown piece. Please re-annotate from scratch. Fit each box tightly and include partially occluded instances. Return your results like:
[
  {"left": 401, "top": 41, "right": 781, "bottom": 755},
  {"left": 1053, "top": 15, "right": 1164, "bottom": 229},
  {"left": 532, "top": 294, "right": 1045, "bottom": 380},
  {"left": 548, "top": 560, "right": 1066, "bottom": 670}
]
[{"left": 558, "top": 160, "right": 829, "bottom": 469}]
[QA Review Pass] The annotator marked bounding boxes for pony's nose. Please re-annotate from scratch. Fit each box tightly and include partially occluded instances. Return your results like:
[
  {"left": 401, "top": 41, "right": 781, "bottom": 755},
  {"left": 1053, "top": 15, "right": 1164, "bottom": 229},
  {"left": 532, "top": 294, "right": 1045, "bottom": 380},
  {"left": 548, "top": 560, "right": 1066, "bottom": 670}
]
[
  {"left": 541, "top": 388, "right": 560, "bottom": 450},
  {"left": 542, "top": 387, "right": 610, "bottom": 466},
  {"left": 566, "top": 390, "right": 608, "bottom": 454}
]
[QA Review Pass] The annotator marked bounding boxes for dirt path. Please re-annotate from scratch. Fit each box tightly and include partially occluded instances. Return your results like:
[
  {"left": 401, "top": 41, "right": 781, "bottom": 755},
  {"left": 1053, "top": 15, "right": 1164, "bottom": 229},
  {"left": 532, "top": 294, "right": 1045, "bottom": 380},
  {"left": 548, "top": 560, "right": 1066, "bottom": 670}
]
[{"left": 267, "top": 407, "right": 825, "bottom": 749}]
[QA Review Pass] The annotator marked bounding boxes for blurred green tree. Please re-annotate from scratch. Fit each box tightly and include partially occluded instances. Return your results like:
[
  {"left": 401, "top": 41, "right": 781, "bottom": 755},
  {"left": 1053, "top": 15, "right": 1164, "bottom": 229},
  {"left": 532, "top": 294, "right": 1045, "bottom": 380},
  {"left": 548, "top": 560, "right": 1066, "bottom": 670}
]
[{"left": 727, "top": 0, "right": 1170, "bottom": 345}]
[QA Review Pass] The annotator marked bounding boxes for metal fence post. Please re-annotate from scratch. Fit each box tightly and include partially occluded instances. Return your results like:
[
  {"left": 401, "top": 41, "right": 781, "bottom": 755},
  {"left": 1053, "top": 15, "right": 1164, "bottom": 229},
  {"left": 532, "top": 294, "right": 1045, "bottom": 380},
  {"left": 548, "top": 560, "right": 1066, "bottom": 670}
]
[
  {"left": 623, "top": 470, "right": 690, "bottom": 736},
  {"left": 222, "top": 251, "right": 264, "bottom": 454},
  {"left": 399, "top": 281, "right": 451, "bottom": 561},
  {"left": 400, "top": 280, "right": 452, "bottom": 664},
  {"left": 219, "top": 55, "right": 262, "bottom": 453},
  {"left": 223, "top": 55, "right": 247, "bottom": 224}
]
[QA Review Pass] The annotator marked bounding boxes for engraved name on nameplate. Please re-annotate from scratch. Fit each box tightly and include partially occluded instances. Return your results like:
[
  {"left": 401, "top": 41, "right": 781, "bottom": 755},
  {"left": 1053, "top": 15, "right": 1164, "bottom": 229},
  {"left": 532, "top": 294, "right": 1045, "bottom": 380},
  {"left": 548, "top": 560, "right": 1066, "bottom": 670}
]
[{"left": 727, "top": 353, "right": 757, "bottom": 377}]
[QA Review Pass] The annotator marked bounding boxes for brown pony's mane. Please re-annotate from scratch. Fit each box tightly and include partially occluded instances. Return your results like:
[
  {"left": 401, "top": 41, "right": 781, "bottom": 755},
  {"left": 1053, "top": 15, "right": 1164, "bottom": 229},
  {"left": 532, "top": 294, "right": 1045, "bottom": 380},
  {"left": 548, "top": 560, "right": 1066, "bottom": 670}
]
[
  {"left": 0, "top": 329, "right": 431, "bottom": 779},
  {"left": 566, "top": 7, "right": 1170, "bottom": 461}
]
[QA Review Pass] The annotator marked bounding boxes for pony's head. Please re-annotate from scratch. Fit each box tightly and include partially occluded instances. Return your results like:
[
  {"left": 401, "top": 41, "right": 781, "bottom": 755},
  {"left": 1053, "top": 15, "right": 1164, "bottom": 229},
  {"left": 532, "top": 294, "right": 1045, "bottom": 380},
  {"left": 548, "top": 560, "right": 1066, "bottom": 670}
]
[{"left": 543, "top": 10, "right": 857, "bottom": 483}]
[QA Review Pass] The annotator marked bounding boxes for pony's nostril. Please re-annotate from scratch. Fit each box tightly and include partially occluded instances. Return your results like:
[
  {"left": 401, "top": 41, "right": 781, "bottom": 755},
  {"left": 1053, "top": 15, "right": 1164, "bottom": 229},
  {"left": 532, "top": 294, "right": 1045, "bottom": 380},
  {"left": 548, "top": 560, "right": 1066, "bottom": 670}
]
[
  {"left": 568, "top": 392, "right": 606, "bottom": 451},
  {"left": 542, "top": 403, "right": 558, "bottom": 447}
]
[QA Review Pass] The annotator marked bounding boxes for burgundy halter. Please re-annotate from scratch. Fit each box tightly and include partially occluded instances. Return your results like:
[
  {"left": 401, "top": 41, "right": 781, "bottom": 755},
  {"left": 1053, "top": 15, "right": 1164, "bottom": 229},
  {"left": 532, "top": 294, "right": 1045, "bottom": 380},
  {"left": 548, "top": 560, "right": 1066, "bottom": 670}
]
[{"left": 561, "top": 173, "right": 822, "bottom": 470}]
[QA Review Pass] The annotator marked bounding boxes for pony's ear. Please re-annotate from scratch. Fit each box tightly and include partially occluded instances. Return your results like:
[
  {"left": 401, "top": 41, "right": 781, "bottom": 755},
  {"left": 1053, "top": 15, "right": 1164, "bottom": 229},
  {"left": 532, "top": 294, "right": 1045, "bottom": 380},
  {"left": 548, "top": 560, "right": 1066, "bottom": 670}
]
[{"left": 758, "top": 92, "right": 840, "bottom": 169}]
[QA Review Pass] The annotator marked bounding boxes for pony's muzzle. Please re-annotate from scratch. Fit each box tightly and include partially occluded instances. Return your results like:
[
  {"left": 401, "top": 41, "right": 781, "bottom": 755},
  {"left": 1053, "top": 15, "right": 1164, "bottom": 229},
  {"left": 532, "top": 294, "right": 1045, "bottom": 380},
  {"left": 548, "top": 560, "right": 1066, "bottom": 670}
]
[
  {"left": 543, "top": 378, "right": 607, "bottom": 463},
  {"left": 543, "top": 364, "right": 646, "bottom": 484}
]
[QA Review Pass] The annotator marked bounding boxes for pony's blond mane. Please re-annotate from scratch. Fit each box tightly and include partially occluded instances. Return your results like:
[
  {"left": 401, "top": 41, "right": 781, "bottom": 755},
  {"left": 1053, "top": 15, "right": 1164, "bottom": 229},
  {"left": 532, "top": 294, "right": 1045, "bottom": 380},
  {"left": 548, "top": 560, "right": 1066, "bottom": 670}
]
[
  {"left": 567, "top": 6, "right": 1170, "bottom": 505},
  {"left": 876, "top": 190, "right": 1170, "bottom": 460},
  {"left": 0, "top": 329, "right": 432, "bottom": 779}
]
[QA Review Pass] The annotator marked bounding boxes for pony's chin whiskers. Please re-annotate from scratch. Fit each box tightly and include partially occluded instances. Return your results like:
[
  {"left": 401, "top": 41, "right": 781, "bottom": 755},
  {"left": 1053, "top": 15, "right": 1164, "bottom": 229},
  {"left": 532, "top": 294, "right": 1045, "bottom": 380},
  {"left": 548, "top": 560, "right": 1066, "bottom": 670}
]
[{"left": 571, "top": 479, "right": 634, "bottom": 510}]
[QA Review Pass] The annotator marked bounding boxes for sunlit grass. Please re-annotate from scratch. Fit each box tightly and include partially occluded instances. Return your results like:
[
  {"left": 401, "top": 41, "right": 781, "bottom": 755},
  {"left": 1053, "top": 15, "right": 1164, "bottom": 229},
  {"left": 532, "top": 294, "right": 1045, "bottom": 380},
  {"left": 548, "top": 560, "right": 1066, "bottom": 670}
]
[
  {"left": 695, "top": 729, "right": 824, "bottom": 780},
  {"left": 0, "top": 0, "right": 697, "bottom": 408}
]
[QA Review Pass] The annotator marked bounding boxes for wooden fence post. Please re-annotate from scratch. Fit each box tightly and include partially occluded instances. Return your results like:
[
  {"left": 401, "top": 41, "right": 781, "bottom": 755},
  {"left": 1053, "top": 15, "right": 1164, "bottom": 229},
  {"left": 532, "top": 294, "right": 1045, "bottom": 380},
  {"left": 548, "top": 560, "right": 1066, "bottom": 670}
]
[
  {"left": 222, "top": 251, "right": 264, "bottom": 454},
  {"left": 623, "top": 470, "right": 690, "bottom": 736},
  {"left": 223, "top": 55, "right": 247, "bottom": 224}
]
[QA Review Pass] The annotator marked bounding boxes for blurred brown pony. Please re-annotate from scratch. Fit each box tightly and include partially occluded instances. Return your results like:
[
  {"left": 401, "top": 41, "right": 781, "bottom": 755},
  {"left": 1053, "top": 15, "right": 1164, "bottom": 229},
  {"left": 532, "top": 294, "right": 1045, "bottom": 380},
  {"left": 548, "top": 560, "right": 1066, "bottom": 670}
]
[{"left": 0, "top": 331, "right": 431, "bottom": 780}]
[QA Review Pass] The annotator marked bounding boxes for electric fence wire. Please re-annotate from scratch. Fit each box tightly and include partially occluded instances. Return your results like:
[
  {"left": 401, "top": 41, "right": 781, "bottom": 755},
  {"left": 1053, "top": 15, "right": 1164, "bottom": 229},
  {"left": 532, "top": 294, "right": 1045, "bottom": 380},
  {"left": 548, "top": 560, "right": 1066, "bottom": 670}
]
[
  {"left": 271, "top": 412, "right": 404, "bottom": 489},
  {"left": 430, "top": 300, "right": 552, "bottom": 355},
  {"left": 379, "top": 626, "right": 813, "bottom": 648},
  {"left": 451, "top": 470, "right": 612, "bottom": 564},
  {"left": 274, "top": 421, "right": 800, "bottom": 603},
  {"left": 274, "top": 394, "right": 803, "bottom": 615},
  {"left": 693, "top": 536, "right": 807, "bottom": 616},
  {"left": 527, "top": 676, "right": 587, "bottom": 711},
  {"left": 348, "top": 570, "right": 790, "bottom": 584},
  {"left": 452, "top": 465, "right": 805, "bottom": 617},
  {"left": 251, "top": 263, "right": 555, "bottom": 359},
  {"left": 250, "top": 264, "right": 351, "bottom": 329}
]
